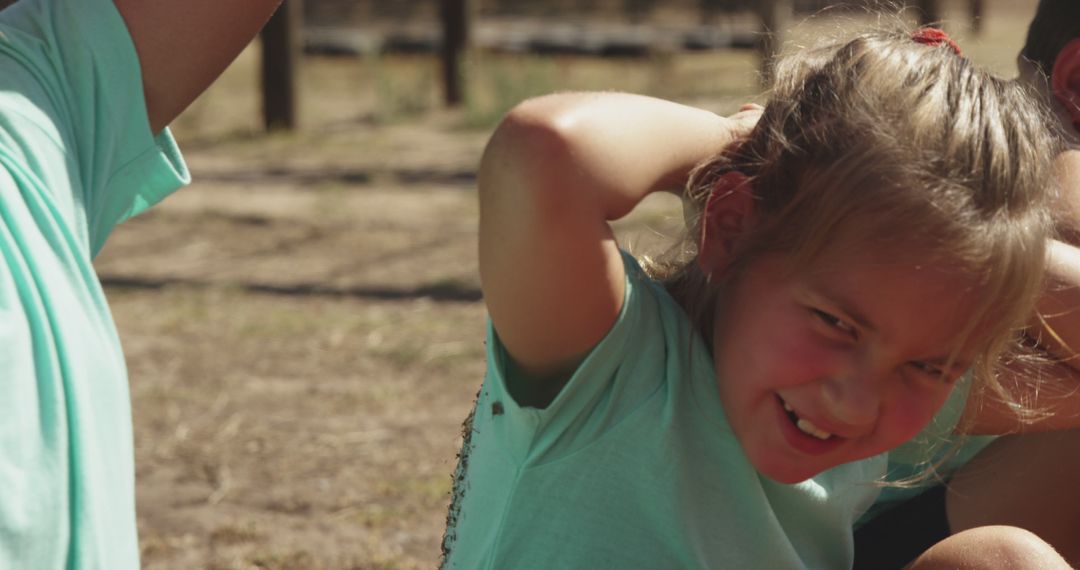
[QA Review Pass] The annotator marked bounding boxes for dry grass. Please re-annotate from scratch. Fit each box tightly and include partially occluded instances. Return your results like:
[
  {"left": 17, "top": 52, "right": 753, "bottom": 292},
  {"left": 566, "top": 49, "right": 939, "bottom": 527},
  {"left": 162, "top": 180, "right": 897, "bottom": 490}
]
[{"left": 97, "top": 1, "right": 1038, "bottom": 567}]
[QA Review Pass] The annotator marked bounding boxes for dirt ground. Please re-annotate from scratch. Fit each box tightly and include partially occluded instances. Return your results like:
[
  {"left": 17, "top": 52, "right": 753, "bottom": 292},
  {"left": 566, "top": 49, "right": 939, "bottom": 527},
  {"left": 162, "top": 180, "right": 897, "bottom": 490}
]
[{"left": 94, "top": 2, "right": 1037, "bottom": 568}]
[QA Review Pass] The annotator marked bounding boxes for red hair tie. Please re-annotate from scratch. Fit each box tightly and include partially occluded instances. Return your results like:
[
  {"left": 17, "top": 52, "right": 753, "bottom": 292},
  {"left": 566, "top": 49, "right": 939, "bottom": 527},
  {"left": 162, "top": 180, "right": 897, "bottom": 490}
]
[{"left": 912, "top": 27, "right": 962, "bottom": 56}]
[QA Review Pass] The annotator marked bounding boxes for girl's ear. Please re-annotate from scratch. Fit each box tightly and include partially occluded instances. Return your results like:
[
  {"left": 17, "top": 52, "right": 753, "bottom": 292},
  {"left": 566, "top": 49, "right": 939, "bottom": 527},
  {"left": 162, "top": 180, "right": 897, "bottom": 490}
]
[
  {"left": 698, "top": 171, "right": 756, "bottom": 279},
  {"left": 1052, "top": 39, "right": 1080, "bottom": 133}
]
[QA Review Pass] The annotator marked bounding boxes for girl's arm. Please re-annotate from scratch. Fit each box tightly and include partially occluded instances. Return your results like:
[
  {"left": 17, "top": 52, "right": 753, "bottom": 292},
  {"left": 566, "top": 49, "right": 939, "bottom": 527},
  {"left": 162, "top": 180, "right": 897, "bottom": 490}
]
[{"left": 479, "top": 93, "right": 757, "bottom": 382}]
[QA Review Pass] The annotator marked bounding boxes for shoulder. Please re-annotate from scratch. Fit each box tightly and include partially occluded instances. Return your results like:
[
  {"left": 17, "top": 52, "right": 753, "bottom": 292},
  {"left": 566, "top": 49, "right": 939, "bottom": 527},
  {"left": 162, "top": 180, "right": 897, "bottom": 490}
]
[{"left": 478, "top": 250, "right": 700, "bottom": 450}]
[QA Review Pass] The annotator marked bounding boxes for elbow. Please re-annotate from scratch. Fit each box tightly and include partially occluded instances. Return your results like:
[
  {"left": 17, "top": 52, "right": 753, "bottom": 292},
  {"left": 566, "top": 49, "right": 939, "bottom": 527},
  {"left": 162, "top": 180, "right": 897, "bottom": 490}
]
[
  {"left": 488, "top": 96, "right": 582, "bottom": 173},
  {"left": 498, "top": 93, "right": 586, "bottom": 139},
  {"left": 479, "top": 96, "right": 589, "bottom": 217}
]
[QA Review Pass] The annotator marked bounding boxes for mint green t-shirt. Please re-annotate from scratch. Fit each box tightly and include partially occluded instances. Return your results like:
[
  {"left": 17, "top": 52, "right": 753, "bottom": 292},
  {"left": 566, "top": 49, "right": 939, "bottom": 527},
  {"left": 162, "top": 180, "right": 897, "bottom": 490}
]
[
  {"left": 443, "top": 253, "right": 888, "bottom": 569},
  {"left": 0, "top": 0, "right": 189, "bottom": 567}
]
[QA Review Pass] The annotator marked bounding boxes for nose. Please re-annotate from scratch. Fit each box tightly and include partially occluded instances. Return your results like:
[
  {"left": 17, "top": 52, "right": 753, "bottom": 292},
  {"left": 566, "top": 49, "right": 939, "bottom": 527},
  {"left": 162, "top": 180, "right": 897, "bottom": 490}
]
[{"left": 820, "top": 374, "right": 880, "bottom": 432}]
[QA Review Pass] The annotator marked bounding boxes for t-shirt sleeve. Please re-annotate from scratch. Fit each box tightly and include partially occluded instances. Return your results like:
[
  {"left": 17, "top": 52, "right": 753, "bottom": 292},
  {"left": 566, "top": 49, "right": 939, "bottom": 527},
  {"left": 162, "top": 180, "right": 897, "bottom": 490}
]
[
  {"left": 0, "top": 0, "right": 189, "bottom": 256},
  {"left": 480, "top": 251, "right": 673, "bottom": 464}
]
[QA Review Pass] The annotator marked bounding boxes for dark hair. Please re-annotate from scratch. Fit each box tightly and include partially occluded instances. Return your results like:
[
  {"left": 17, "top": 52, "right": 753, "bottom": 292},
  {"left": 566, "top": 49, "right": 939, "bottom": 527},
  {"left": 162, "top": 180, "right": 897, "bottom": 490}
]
[{"left": 1021, "top": 0, "right": 1080, "bottom": 77}]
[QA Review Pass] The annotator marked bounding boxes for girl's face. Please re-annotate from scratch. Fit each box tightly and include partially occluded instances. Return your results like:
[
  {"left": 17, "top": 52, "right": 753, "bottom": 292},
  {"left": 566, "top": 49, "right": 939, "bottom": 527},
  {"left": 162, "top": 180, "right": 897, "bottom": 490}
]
[{"left": 711, "top": 252, "right": 985, "bottom": 484}]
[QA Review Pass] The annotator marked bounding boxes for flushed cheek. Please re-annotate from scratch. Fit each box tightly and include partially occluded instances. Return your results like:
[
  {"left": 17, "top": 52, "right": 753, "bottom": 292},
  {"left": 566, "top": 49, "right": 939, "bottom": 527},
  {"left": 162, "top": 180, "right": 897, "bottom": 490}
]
[
  {"left": 757, "top": 331, "right": 841, "bottom": 389},
  {"left": 882, "top": 392, "right": 950, "bottom": 445}
]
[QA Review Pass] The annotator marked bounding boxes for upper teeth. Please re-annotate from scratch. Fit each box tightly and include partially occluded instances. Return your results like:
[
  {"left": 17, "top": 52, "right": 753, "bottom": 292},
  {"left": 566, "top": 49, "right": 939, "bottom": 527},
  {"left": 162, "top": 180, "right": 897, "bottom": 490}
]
[{"left": 782, "top": 400, "right": 833, "bottom": 440}]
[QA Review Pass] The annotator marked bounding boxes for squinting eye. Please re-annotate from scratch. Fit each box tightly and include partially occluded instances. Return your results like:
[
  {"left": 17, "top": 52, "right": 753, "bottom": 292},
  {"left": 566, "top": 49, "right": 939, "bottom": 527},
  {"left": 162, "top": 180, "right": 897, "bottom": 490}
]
[
  {"left": 909, "top": 361, "right": 945, "bottom": 379},
  {"left": 811, "top": 309, "right": 857, "bottom": 338}
]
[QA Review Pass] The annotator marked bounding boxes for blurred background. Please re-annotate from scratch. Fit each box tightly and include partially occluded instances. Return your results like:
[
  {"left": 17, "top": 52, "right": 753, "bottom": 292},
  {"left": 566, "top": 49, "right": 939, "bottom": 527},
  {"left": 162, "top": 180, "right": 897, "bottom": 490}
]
[{"left": 91, "top": 0, "right": 1038, "bottom": 567}]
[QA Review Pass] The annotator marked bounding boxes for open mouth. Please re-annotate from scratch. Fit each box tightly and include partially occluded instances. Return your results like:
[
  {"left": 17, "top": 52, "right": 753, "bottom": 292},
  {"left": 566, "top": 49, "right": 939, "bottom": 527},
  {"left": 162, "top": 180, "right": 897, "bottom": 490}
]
[{"left": 779, "top": 396, "right": 834, "bottom": 441}]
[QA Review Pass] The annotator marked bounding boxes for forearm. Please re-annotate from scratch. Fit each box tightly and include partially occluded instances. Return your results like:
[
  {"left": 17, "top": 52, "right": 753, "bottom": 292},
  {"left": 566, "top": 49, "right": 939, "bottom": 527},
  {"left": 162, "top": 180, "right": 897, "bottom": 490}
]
[
  {"left": 967, "top": 242, "right": 1080, "bottom": 435},
  {"left": 1027, "top": 149, "right": 1080, "bottom": 371},
  {"left": 1031, "top": 240, "right": 1080, "bottom": 372},
  {"left": 1054, "top": 150, "right": 1080, "bottom": 242},
  {"left": 960, "top": 359, "right": 1080, "bottom": 434},
  {"left": 114, "top": 0, "right": 283, "bottom": 132},
  {"left": 485, "top": 92, "right": 743, "bottom": 222},
  {"left": 964, "top": 241, "right": 1080, "bottom": 435}
]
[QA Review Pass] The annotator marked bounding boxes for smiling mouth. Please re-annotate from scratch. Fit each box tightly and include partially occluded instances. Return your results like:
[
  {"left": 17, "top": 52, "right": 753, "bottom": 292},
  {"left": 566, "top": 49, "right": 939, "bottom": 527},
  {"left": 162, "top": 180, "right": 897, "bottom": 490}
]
[{"left": 779, "top": 397, "right": 834, "bottom": 441}]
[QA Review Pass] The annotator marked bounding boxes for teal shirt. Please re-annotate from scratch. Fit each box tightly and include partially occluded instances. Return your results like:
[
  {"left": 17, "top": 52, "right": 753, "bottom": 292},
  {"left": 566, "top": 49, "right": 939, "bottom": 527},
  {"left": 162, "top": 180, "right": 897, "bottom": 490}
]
[
  {"left": 443, "top": 253, "right": 888, "bottom": 569},
  {"left": 0, "top": 0, "right": 189, "bottom": 567}
]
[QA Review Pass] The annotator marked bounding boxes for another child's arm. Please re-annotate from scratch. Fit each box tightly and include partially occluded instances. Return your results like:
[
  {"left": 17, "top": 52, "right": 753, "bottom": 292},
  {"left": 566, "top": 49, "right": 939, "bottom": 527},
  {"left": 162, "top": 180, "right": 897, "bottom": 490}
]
[
  {"left": 113, "top": 0, "right": 283, "bottom": 133},
  {"left": 479, "top": 93, "right": 757, "bottom": 384},
  {"left": 1035, "top": 239, "right": 1080, "bottom": 371},
  {"left": 959, "top": 152, "right": 1080, "bottom": 434},
  {"left": 1035, "top": 151, "right": 1080, "bottom": 372},
  {"left": 957, "top": 241, "right": 1080, "bottom": 434}
]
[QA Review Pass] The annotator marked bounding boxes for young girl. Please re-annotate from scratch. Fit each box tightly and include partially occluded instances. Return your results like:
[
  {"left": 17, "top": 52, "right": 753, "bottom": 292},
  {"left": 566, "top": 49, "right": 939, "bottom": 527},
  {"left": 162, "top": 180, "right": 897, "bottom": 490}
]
[{"left": 442, "top": 27, "right": 1067, "bottom": 568}]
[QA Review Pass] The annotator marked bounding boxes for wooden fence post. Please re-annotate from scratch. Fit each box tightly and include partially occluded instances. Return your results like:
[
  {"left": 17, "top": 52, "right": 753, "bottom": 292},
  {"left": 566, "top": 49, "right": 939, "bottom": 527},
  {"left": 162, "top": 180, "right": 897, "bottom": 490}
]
[
  {"left": 441, "top": 0, "right": 470, "bottom": 107},
  {"left": 915, "top": 0, "right": 942, "bottom": 27},
  {"left": 261, "top": 0, "right": 302, "bottom": 131},
  {"left": 969, "top": 0, "right": 984, "bottom": 34},
  {"left": 757, "top": 0, "right": 792, "bottom": 84}
]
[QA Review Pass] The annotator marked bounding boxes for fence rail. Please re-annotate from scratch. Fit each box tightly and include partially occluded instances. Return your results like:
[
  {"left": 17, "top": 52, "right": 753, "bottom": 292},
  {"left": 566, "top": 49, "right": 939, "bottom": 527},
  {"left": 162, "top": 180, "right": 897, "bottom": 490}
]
[{"left": 262, "top": 0, "right": 982, "bottom": 129}]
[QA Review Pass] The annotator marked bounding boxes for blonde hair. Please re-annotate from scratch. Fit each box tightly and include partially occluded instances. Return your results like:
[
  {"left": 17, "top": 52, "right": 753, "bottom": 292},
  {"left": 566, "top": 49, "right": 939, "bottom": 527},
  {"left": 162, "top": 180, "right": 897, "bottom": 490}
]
[{"left": 651, "top": 27, "right": 1063, "bottom": 430}]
